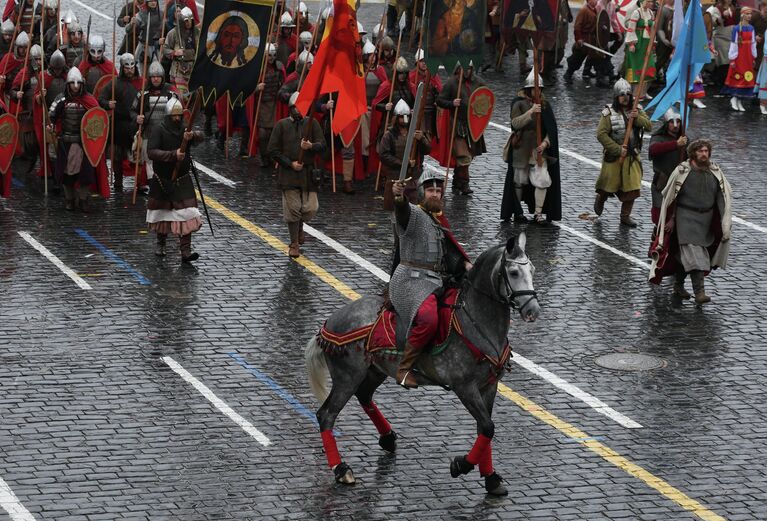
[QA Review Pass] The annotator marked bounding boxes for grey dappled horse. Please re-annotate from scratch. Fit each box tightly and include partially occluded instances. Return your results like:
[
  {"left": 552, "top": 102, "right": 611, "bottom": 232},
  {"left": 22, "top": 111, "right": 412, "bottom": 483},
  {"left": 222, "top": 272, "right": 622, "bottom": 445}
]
[{"left": 305, "top": 233, "right": 540, "bottom": 495}]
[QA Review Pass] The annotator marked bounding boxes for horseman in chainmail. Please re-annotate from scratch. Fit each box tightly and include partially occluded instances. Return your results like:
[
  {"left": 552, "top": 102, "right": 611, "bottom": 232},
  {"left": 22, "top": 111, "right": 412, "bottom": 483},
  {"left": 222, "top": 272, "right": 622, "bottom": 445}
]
[{"left": 389, "top": 170, "right": 472, "bottom": 389}]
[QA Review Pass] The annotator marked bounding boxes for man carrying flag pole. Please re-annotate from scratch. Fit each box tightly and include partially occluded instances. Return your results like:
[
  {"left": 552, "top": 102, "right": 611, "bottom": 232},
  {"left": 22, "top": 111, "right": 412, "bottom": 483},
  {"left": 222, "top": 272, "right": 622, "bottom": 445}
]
[
  {"left": 645, "top": 0, "right": 712, "bottom": 125},
  {"left": 294, "top": 0, "right": 367, "bottom": 138}
]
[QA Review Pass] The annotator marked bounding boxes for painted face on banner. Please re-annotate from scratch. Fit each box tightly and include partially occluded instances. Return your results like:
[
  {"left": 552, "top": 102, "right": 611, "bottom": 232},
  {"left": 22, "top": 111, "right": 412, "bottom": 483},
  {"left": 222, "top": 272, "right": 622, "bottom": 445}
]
[{"left": 206, "top": 12, "right": 260, "bottom": 69}]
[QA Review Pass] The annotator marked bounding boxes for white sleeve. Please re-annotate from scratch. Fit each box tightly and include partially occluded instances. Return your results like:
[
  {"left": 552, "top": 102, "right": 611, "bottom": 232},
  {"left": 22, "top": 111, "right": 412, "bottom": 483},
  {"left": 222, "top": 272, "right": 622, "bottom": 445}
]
[
  {"left": 728, "top": 42, "right": 738, "bottom": 61},
  {"left": 625, "top": 11, "right": 640, "bottom": 45}
]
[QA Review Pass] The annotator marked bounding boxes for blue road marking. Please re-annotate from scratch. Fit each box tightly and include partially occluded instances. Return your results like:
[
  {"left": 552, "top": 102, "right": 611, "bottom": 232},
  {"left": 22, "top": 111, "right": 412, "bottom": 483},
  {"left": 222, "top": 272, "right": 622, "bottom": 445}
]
[
  {"left": 228, "top": 352, "right": 341, "bottom": 436},
  {"left": 74, "top": 228, "right": 152, "bottom": 286}
]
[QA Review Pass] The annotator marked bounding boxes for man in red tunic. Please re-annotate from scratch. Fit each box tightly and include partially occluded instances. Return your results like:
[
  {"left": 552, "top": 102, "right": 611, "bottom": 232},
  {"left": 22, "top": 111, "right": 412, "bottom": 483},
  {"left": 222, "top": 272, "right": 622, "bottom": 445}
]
[{"left": 78, "top": 34, "right": 117, "bottom": 94}]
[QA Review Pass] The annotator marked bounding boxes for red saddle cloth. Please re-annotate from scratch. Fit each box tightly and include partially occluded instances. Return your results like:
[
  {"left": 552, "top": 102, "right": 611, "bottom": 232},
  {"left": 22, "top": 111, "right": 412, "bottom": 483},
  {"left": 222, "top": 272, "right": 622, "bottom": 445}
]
[{"left": 319, "top": 288, "right": 461, "bottom": 359}]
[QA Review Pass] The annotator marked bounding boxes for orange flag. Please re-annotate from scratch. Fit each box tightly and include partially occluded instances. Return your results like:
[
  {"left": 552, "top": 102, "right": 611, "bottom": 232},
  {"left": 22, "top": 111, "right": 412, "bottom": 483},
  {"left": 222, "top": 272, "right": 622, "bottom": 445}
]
[{"left": 294, "top": 0, "right": 366, "bottom": 134}]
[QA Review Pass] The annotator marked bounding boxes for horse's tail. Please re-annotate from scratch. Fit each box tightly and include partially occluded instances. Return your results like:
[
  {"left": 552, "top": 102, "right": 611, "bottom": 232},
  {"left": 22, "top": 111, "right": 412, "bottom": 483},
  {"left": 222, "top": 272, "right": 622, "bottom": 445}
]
[{"left": 305, "top": 335, "right": 330, "bottom": 403}]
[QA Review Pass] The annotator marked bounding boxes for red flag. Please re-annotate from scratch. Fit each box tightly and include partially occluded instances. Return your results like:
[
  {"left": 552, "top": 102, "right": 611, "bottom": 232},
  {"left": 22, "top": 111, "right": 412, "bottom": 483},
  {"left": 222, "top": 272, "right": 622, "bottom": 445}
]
[
  {"left": 2, "top": 0, "right": 14, "bottom": 22},
  {"left": 294, "top": 0, "right": 366, "bottom": 134}
]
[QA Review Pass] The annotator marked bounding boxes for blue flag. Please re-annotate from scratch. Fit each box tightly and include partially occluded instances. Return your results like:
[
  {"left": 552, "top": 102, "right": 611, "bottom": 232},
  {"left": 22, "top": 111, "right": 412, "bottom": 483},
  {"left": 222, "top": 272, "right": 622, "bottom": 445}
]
[{"left": 646, "top": 0, "right": 711, "bottom": 122}]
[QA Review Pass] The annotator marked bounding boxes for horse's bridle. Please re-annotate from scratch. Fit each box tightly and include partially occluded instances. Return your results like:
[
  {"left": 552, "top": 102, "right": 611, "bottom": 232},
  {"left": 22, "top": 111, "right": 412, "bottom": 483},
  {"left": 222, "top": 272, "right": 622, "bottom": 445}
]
[
  {"left": 466, "top": 250, "right": 538, "bottom": 314},
  {"left": 498, "top": 250, "right": 538, "bottom": 314}
]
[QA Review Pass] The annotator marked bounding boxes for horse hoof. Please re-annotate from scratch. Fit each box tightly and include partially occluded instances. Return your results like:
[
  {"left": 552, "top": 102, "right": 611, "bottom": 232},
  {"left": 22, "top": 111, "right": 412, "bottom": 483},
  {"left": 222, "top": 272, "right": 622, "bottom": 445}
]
[
  {"left": 485, "top": 472, "right": 508, "bottom": 496},
  {"left": 378, "top": 430, "right": 398, "bottom": 453},
  {"left": 333, "top": 462, "right": 356, "bottom": 485},
  {"left": 449, "top": 456, "right": 474, "bottom": 478}
]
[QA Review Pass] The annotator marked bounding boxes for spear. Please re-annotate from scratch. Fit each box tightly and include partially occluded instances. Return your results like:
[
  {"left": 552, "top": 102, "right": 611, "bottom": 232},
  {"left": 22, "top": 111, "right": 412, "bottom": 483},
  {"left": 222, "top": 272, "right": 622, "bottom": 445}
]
[
  {"left": 85, "top": 14, "right": 91, "bottom": 54},
  {"left": 132, "top": 15, "right": 151, "bottom": 205},
  {"left": 132, "top": 0, "right": 137, "bottom": 54},
  {"left": 55, "top": 0, "right": 60, "bottom": 47},
  {"left": 297, "top": 0, "right": 322, "bottom": 87},
  {"left": 40, "top": 5, "right": 48, "bottom": 195},
  {"left": 619, "top": 10, "right": 661, "bottom": 165},
  {"left": 224, "top": 91, "right": 230, "bottom": 159},
  {"left": 110, "top": 3, "right": 117, "bottom": 186},
  {"left": 374, "top": 13, "right": 406, "bottom": 191},
  {"left": 373, "top": 3, "right": 387, "bottom": 73},
  {"left": 246, "top": 3, "right": 277, "bottom": 156},
  {"left": 407, "top": 8, "right": 429, "bottom": 168},
  {"left": 157, "top": 0, "right": 169, "bottom": 58},
  {"left": 443, "top": 66, "right": 464, "bottom": 185},
  {"left": 0, "top": 15, "right": 22, "bottom": 90},
  {"left": 13, "top": 5, "right": 38, "bottom": 120},
  {"left": 532, "top": 46, "right": 543, "bottom": 167}
]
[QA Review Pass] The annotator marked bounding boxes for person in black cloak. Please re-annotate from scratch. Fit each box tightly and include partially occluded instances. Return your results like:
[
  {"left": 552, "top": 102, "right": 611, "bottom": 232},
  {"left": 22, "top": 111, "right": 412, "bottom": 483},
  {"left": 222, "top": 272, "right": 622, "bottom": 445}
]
[{"left": 500, "top": 71, "right": 561, "bottom": 223}]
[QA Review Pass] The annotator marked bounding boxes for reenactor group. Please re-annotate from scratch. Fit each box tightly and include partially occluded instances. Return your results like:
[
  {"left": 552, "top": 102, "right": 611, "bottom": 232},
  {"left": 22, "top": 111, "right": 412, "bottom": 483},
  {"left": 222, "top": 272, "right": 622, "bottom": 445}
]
[{"left": 0, "top": 0, "right": 738, "bottom": 302}]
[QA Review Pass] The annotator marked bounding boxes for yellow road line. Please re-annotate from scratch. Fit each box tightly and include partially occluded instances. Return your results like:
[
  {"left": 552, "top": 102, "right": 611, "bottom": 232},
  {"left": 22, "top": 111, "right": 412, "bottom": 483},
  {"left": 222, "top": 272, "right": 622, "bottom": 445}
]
[
  {"left": 497, "top": 384, "right": 725, "bottom": 521},
  {"left": 203, "top": 193, "right": 726, "bottom": 521},
  {"left": 203, "top": 195, "right": 361, "bottom": 301}
]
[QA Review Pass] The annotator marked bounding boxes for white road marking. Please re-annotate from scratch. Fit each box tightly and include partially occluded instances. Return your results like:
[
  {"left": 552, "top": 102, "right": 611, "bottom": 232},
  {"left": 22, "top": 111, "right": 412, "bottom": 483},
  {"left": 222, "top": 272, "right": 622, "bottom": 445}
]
[
  {"left": 0, "top": 478, "right": 35, "bottom": 521},
  {"left": 302, "top": 224, "right": 392, "bottom": 282},
  {"left": 488, "top": 120, "right": 767, "bottom": 237},
  {"left": 193, "top": 160, "right": 644, "bottom": 428},
  {"left": 194, "top": 162, "right": 238, "bottom": 187},
  {"left": 553, "top": 222, "right": 650, "bottom": 269},
  {"left": 512, "top": 353, "right": 643, "bottom": 428},
  {"left": 68, "top": 0, "right": 113, "bottom": 20},
  {"left": 17, "top": 232, "right": 93, "bottom": 290},
  {"left": 162, "top": 356, "right": 271, "bottom": 446},
  {"left": 300, "top": 215, "right": 643, "bottom": 429}
]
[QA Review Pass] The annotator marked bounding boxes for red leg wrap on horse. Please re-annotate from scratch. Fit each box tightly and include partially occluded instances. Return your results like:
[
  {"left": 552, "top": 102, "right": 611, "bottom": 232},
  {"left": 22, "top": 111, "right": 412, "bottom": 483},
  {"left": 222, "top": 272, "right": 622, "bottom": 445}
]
[
  {"left": 465, "top": 433, "right": 492, "bottom": 465},
  {"left": 362, "top": 402, "right": 391, "bottom": 435},
  {"left": 478, "top": 441, "right": 493, "bottom": 476},
  {"left": 321, "top": 430, "right": 342, "bottom": 468}
]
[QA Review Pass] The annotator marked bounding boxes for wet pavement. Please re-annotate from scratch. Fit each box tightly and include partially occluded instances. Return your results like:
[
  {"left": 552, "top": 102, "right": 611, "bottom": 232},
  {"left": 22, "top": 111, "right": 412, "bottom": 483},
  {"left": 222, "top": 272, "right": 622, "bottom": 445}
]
[{"left": 1, "top": 1, "right": 767, "bottom": 519}]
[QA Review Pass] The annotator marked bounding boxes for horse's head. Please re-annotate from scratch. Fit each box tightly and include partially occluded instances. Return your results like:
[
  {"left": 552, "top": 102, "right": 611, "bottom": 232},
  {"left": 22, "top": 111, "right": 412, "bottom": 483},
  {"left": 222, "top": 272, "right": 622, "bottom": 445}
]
[{"left": 499, "top": 233, "right": 540, "bottom": 322}]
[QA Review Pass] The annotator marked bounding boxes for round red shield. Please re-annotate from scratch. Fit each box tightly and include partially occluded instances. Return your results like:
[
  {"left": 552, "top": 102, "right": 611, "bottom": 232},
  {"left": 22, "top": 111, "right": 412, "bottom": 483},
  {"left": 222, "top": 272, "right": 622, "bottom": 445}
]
[
  {"left": 92, "top": 74, "right": 115, "bottom": 99},
  {"left": 466, "top": 86, "right": 495, "bottom": 143},
  {"left": 80, "top": 107, "right": 110, "bottom": 167},
  {"left": 0, "top": 113, "right": 19, "bottom": 174}
]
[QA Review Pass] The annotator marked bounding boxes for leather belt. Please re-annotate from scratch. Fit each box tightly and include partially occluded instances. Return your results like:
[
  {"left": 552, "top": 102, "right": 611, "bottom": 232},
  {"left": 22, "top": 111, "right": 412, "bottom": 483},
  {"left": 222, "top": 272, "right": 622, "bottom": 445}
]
[
  {"left": 400, "top": 260, "right": 444, "bottom": 273},
  {"left": 677, "top": 201, "right": 714, "bottom": 213}
]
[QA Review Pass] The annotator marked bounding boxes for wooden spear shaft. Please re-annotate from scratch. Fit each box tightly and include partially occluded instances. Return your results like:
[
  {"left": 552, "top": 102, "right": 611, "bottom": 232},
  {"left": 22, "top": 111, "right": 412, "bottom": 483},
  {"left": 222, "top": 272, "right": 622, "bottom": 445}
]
[
  {"left": 110, "top": 3, "right": 116, "bottom": 186},
  {"left": 132, "top": 18, "right": 151, "bottom": 205},
  {"left": 1, "top": 16, "right": 22, "bottom": 85},
  {"left": 619, "top": 10, "right": 661, "bottom": 164},
  {"left": 443, "top": 68, "right": 464, "bottom": 185},
  {"left": 40, "top": 9, "right": 48, "bottom": 195},
  {"left": 158, "top": 0, "right": 169, "bottom": 58},
  {"left": 533, "top": 46, "right": 543, "bottom": 166},
  {"left": 374, "top": 24, "right": 405, "bottom": 191},
  {"left": 329, "top": 106, "right": 336, "bottom": 192},
  {"left": 14, "top": 9, "right": 38, "bottom": 119},
  {"left": 246, "top": 3, "right": 277, "bottom": 155},
  {"left": 56, "top": 0, "right": 61, "bottom": 47},
  {"left": 406, "top": 12, "right": 430, "bottom": 167},
  {"left": 373, "top": 4, "right": 387, "bottom": 67},
  {"left": 132, "top": 0, "right": 137, "bottom": 54}
]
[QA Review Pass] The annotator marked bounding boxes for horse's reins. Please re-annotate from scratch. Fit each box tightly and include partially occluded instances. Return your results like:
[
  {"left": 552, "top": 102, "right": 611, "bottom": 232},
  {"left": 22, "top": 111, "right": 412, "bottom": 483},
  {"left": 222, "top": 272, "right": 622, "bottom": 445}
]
[{"left": 457, "top": 250, "right": 539, "bottom": 367}]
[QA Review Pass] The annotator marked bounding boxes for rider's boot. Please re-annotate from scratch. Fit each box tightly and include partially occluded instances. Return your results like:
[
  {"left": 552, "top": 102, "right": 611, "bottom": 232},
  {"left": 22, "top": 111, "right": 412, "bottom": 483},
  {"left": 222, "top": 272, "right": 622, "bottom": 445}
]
[{"left": 396, "top": 342, "right": 421, "bottom": 389}]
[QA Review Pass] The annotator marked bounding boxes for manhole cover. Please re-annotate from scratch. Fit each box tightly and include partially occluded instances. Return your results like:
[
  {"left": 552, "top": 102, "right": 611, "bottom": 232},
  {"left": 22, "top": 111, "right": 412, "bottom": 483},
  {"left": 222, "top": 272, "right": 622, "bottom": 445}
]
[{"left": 594, "top": 353, "right": 667, "bottom": 371}]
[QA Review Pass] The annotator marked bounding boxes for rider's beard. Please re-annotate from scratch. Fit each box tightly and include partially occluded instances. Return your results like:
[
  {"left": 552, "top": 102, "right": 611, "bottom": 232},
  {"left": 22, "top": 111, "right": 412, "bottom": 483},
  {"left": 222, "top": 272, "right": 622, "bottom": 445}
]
[{"left": 422, "top": 196, "right": 443, "bottom": 213}]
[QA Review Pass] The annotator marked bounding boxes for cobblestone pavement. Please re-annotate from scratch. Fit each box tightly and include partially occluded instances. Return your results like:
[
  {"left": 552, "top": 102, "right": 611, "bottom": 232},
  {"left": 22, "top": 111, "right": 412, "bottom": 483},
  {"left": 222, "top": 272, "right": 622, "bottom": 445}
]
[{"left": 1, "top": 1, "right": 766, "bottom": 520}]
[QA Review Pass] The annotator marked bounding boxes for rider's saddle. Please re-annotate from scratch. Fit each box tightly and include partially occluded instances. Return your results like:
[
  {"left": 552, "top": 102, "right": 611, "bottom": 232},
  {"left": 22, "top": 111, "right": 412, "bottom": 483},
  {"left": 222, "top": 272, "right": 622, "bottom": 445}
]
[{"left": 318, "top": 288, "right": 462, "bottom": 360}]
